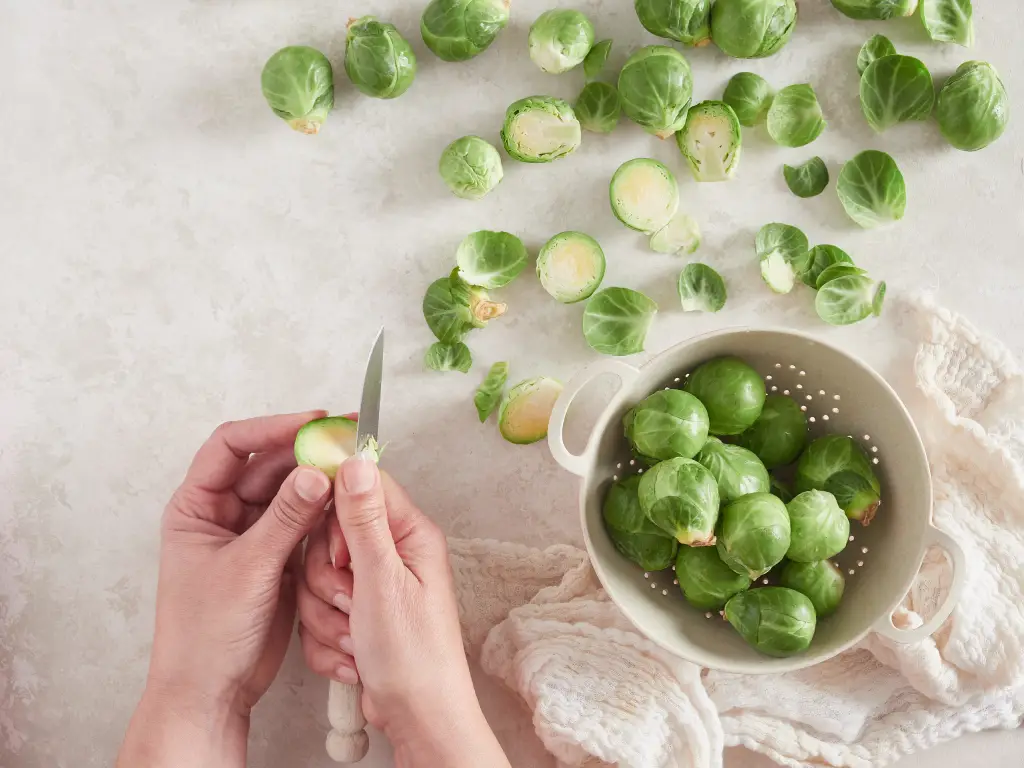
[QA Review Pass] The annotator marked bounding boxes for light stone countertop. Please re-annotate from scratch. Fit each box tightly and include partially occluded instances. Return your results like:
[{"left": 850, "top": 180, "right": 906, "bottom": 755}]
[{"left": 1, "top": 1, "right": 1021, "bottom": 766}]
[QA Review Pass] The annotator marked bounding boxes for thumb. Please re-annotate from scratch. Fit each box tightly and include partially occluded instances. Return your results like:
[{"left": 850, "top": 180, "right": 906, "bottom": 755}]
[
  {"left": 333, "top": 453, "right": 400, "bottom": 576},
  {"left": 245, "top": 466, "right": 332, "bottom": 567}
]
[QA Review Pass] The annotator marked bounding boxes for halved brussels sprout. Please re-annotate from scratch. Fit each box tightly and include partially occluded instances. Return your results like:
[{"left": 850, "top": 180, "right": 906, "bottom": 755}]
[
  {"left": 344, "top": 17, "right": 417, "bottom": 99},
  {"left": 755, "top": 222, "right": 810, "bottom": 295},
  {"left": 422, "top": 271, "right": 506, "bottom": 343},
  {"left": 780, "top": 560, "right": 845, "bottom": 617},
  {"left": 528, "top": 9, "right": 595, "bottom": 74},
  {"left": 638, "top": 457, "right": 720, "bottom": 545},
  {"left": 936, "top": 61, "right": 1009, "bottom": 152},
  {"left": 676, "top": 546, "right": 751, "bottom": 610},
  {"left": 786, "top": 490, "right": 850, "bottom": 562},
  {"left": 722, "top": 72, "right": 773, "bottom": 127},
  {"left": 783, "top": 157, "right": 829, "bottom": 198},
  {"left": 825, "top": 470, "right": 882, "bottom": 524},
  {"left": 575, "top": 82, "right": 622, "bottom": 134},
  {"left": 677, "top": 263, "right": 726, "bottom": 312},
  {"left": 795, "top": 435, "right": 880, "bottom": 499},
  {"left": 737, "top": 394, "right": 807, "bottom": 469},
  {"left": 652, "top": 213, "right": 702, "bottom": 255},
  {"left": 603, "top": 476, "right": 679, "bottom": 571},
  {"left": 474, "top": 361, "right": 509, "bottom": 422},
  {"left": 815, "top": 264, "right": 867, "bottom": 289},
  {"left": 815, "top": 275, "right": 886, "bottom": 325},
  {"left": 609, "top": 158, "right": 680, "bottom": 233},
  {"left": 676, "top": 101, "right": 742, "bottom": 182},
  {"left": 536, "top": 231, "right": 606, "bottom": 303},
  {"left": 836, "top": 150, "right": 906, "bottom": 228},
  {"left": 624, "top": 389, "right": 710, "bottom": 462},
  {"left": 439, "top": 136, "right": 504, "bottom": 200},
  {"left": 711, "top": 0, "right": 798, "bottom": 59},
  {"left": 860, "top": 55, "right": 934, "bottom": 133},
  {"left": 634, "top": 0, "right": 712, "bottom": 47},
  {"left": 455, "top": 230, "right": 528, "bottom": 289},
  {"left": 857, "top": 34, "right": 896, "bottom": 76},
  {"left": 583, "top": 39, "right": 613, "bottom": 80},
  {"left": 800, "top": 245, "right": 853, "bottom": 289},
  {"left": 261, "top": 46, "right": 334, "bottom": 134},
  {"left": 695, "top": 437, "right": 770, "bottom": 503},
  {"left": 501, "top": 96, "right": 582, "bottom": 163},
  {"left": 716, "top": 492, "right": 791, "bottom": 579},
  {"left": 921, "top": 0, "right": 973, "bottom": 46},
  {"left": 425, "top": 341, "right": 472, "bottom": 373},
  {"left": 829, "top": 0, "right": 917, "bottom": 19},
  {"left": 582, "top": 287, "right": 658, "bottom": 356},
  {"left": 421, "top": 0, "right": 510, "bottom": 62},
  {"left": 725, "top": 586, "right": 816, "bottom": 656},
  {"left": 294, "top": 416, "right": 358, "bottom": 479},
  {"left": 767, "top": 84, "right": 826, "bottom": 148},
  {"left": 498, "top": 377, "right": 563, "bottom": 444},
  {"left": 684, "top": 357, "right": 766, "bottom": 436},
  {"left": 617, "top": 46, "right": 693, "bottom": 138}
]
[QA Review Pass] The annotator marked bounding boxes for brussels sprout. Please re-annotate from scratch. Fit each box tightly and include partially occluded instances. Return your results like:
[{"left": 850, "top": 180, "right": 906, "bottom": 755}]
[
  {"left": 624, "top": 390, "right": 710, "bottom": 462},
  {"left": 780, "top": 560, "right": 845, "bottom": 617},
  {"left": 421, "top": 0, "right": 510, "bottom": 62},
  {"left": 857, "top": 34, "right": 897, "bottom": 76},
  {"left": 936, "top": 61, "right": 1010, "bottom": 152},
  {"left": 711, "top": 0, "right": 798, "bottom": 59},
  {"left": 816, "top": 275, "right": 886, "bottom": 326},
  {"left": 696, "top": 437, "right": 770, "bottom": 503},
  {"left": 836, "top": 150, "right": 906, "bottom": 229},
  {"left": 677, "top": 263, "right": 726, "bottom": 312},
  {"left": 583, "top": 39, "right": 613, "bottom": 80},
  {"left": 722, "top": 72, "right": 774, "bottom": 127},
  {"left": 770, "top": 475, "right": 794, "bottom": 503},
  {"left": 501, "top": 96, "right": 582, "bottom": 163},
  {"left": 921, "top": 0, "right": 973, "bottom": 46},
  {"left": 294, "top": 416, "right": 360, "bottom": 479},
  {"left": 652, "top": 213, "right": 702, "bottom": 255},
  {"left": 755, "top": 222, "right": 810, "bottom": 295},
  {"left": 783, "top": 157, "right": 829, "bottom": 198},
  {"left": 767, "top": 84, "right": 826, "bottom": 148},
  {"left": 634, "top": 0, "right": 712, "bottom": 47},
  {"left": 785, "top": 490, "right": 850, "bottom": 562},
  {"left": 261, "top": 46, "right": 334, "bottom": 134},
  {"left": 498, "top": 377, "right": 563, "bottom": 444},
  {"left": 474, "top": 361, "right": 509, "bottom": 422},
  {"left": 685, "top": 357, "right": 766, "bottom": 436},
  {"left": 638, "top": 457, "right": 720, "bottom": 545},
  {"left": 455, "top": 230, "right": 528, "bottom": 289},
  {"left": 676, "top": 546, "right": 751, "bottom": 610},
  {"left": 617, "top": 46, "right": 694, "bottom": 138},
  {"left": 724, "top": 587, "right": 816, "bottom": 656},
  {"left": 439, "top": 136, "right": 504, "bottom": 200},
  {"left": 676, "top": 101, "right": 742, "bottom": 182},
  {"left": 716, "top": 493, "right": 791, "bottom": 579},
  {"left": 800, "top": 245, "right": 853, "bottom": 289},
  {"left": 609, "top": 158, "right": 680, "bottom": 233},
  {"left": 528, "top": 9, "right": 595, "bottom": 74},
  {"left": 860, "top": 55, "right": 934, "bottom": 133},
  {"left": 825, "top": 470, "right": 882, "bottom": 524},
  {"left": 423, "top": 271, "right": 506, "bottom": 343},
  {"left": 582, "top": 287, "right": 658, "bottom": 356},
  {"left": 603, "top": 476, "right": 679, "bottom": 570},
  {"left": 425, "top": 341, "right": 472, "bottom": 373},
  {"left": 815, "top": 264, "right": 867, "bottom": 289},
  {"left": 537, "top": 231, "right": 606, "bottom": 303},
  {"left": 575, "top": 82, "right": 622, "bottom": 134},
  {"left": 738, "top": 394, "right": 807, "bottom": 469},
  {"left": 344, "top": 17, "right": 417, "bottom": 99},
  {"left": 795, "top": 435, "right": 880, "bottom": 498},
  {"left": 829, "top": 0, "right": 917, "bottom": 19}
]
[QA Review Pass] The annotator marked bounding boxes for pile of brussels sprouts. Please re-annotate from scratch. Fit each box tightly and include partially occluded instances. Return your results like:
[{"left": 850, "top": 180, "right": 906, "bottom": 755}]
[{"left": 603, "top": 356, "right": 882, "bottom": 657}]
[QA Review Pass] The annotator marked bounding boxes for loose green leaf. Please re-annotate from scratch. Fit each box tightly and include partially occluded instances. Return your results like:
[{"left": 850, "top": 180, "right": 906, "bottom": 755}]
[
  {"left": 722, "top": 72, "right": 773, "bottom": 127},
  {"left": 583, "top": 39, "right": 613, "bottom": 80},
  {"left": 857, "top": 34, "right": 896, "bottom": 76},
  {"left": 650, "top": 213, "right": 701, "bottom": 255},
  {"left": 455, "top": 230, "right": 528, "bottom": 289},
  {"left": 836, "top": 150, "right": 906, "bottom": 228},
  {"left": 783, "top": 157, "right": 829, "bottom": 198},
  {"left": 936, "top": 61, "right": 1010, "bottom": 151},
  {"left": 575, "top": 82, "right": 622, "bottom": 134},
  {"left": 423, "top": 278, "right": 472, "bottom": 343},
  {"left": 634, "top": 0, "right": 712, "bottom": 47},
  {"left": 582, "top": 287, "right": 658, "bottom": 356},
  {"left": 474, "top": 362, "right": 509, "bottom": 421},
  {"left": 920, "top": 0, "right": 973, "bottom": 47},
  {"left": 860, "top": 55, "right": 935, "bottom": 132},
  {"left": 425, "top": 342, "right": 472, "bottom": 373},
  {"left": 816, "top": 264, "right": 867, "bottom": 289},
  {"left": 815, "top": 275, "right": 887, "bottom": 325},
  {"left": 755, "top": 223, "right": 810, "bottom": 294},
  {"left": 678, "top": 263, "right": 726, "bottom": 312},
  {"left": 800, "top": 245, "right": 853, "bottom": 288},
  {"left": 767, "top": 84, "right": 826, "bottom": 147}
]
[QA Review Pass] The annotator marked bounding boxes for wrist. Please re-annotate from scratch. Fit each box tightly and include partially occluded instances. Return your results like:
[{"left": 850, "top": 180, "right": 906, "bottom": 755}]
[{"left": 389, "top": 699, "right": 508, "bottom": 768}]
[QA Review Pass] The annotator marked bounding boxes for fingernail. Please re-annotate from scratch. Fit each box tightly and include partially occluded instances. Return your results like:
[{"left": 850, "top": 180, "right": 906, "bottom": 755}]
[
  {"left": 335, "top": 665, "right": 359, "bottom": 685},
  {"left": 340, "top": 455, "right": 378, "bottom": 494},
  {"left": 295, "top": 467, "right": 330, "bottom": 502},
  {"left": 333, "top": 592, "right": 351, "bottom": 612},
  {"left": 328, "top": 527, "right": 340, "bottom": 570},
  {"left": 339, "top": 635, "right": 354, "bottom": 654}
]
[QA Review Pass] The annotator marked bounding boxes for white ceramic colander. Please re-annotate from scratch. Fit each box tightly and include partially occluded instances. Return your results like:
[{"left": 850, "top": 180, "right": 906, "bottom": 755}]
[{"left": 548, "top": 328, "right": 966, "bottom": 674}]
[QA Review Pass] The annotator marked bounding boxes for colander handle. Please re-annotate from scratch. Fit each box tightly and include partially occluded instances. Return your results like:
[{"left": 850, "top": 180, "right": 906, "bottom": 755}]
[
  {"left": 872, "top": 527, "right": 967, "bottom": 644},
  {"left": 548, "top": 360, "right": 641, "bottom": 476}
]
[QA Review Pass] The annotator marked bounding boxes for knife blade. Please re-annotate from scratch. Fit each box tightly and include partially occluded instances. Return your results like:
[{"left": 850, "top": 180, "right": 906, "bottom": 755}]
[{"left": 355, "top": 326, "right": 384, "bottom": 455}]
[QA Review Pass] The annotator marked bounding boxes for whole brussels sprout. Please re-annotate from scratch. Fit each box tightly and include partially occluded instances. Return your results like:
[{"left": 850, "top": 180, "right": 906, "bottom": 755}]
[
  {"left": 795, "top": 435, "right": 880, "bottom": 512},
  {"left": 261, "top": 46, "right": 334, "bottom": 134},
  {"left": 738, "top": 394, "right": 807, "bottom": 469},
  {"left": 684, "top": 357, "right": 766, "bottom": 435},
  {"left": 421, "top": 0, "right": 510, "bottom": 62},
  {"left": 623, "top": 390, "right": 710, "bottom": 462},
  {"left": 344, "top": 16, "right": 417, "bottom": 99},
  {"left": 676, "top": 546, "right": 751, "bottom": 610},
  {"left": 825, "top": 470, "right": 882, "bottom": 525},
  {"left": 634, "top": 0, "right": 712, "bottom": 47},
  {"left": 617, "top": 46, "right": 693, "bottom": 139},
  {"left": 711, "top": 0, "right": 798, "bottom": 59},
  {"left": 780, "top": 559, "right": 845, "bottom": 617},
  {"left": 528, "top": 9, "right": 595, "bottom": 74},
  {"left": 603, "top": 476, "right": 679, "bottom": 570},
  {"left": 501, "top": 96, "right": 582, "bottom": 163},
  {"left": 638, "top": 458, "right": 720, "bottom": 546},
  {"left": 716, "top": 492, "right": 791, "bottom": 579},
  {"left": 785, "top": 490, "right": 850, "bottom": 562},
  {"left": 829, "top": 0, "right": 917, "bottom": 20},
  {"left": 724, "top": 586, "right": 816, "bottom": 656},
  {"left": 695, "top": 437, "right": 770, "bottom": 503},
  {"left": 936, "top": 61, "right": 1010, "bottom": 152},
  {"left": 722, "top": 72, "right": 773, "bottom": 127},
  {"left": 439, "top": 136, "right": 504, "bottom": 200}
]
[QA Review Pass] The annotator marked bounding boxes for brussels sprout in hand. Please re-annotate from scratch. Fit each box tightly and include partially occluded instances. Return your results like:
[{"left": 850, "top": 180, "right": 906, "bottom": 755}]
[
  {"left": 474, "top": 362, "right": 508, "bottom": 422},
  {"left": 624, "top": 390, "right": 710, "bottom": 462},
  {"left": 676, "top": 101, "right": 742, "bottom": 182},
  {"left": 936, "top": 62, "right": 1009, "bottom": 152},
  {"left": 603, "top": 476, "right": 679, "bottom": 570},
  {"left": 725, "top": 587, "right": 816, "bottom": 656},
  {"left": 634, "top": 0, "right": 712, "bottom": 47},
  {"left": 501, "top": 96, "right": 582, "bottom": 163},
  {"left": 583, "top": 39, "right": 613, "bottom": 80},
  {"left": 294, "top": 416, "right": 358, "bottom": 479},
  {"left": 829, "top": 0, "right": 917, "bottom": 19},
  {"left": 836, "top": 150, "right": 906, "bottom": 228},
  {"left": 716, "top": 492, "right": 791, "bottom": 579},
  {"left": 825, "top": 470, "right": 881, "bottom": 524},
  {"left": 498, "top": 377, "right": 563, "bottom": 444},
  {"left": 860, "top": 55, "right": 934, "bottom": 133},
  {"left": 857, "top": 34, "right": 896, "bottom": 76},
  {"left": 610, "top": 158, "right": 680, "bottom": 233},
  {"left": 421, "top": 0, "right": 510, "bottom": 62},
  {"left": 722, "top": 72, "right": 773, "bottom": 127},
  {"left": 344, "top": 16, "right": 416, "bottom": 99},
  {"left": 786, "top": 490, "right": 850, "bottom": 562},
  {"left": 439, "top": 136, "right": 504, "bottom": 200},
  {"left": 783, "top": 157, "right": 829, "bottom": 198},
  {"left": 261, "top": 46, "right": 334, "bottom": 134},
  {"left": 456, "top": 230, "right": 528, "bottom": 289},
  {"left": 677, "top": 263, "right": 726, "bottom": 312},
  {"left": 816, "top": 275, "right": 886, "bottom": 325},
  {"left": 801, "top": 245, "right": 853, "bottom": 289},
  {"left": 537, "top": 232, "right": 606, "bottom": 303},
  {"left": 618, "top": 46, "right": 693, "bottom": 138},
  {"left": 711, "top": 0, "right": 797, "bottom": 59},
  {"left": 423, "top": 271, "right": 506, "bottom": 343},
  {"left": 767, "top": 84, "right": 826, "bottom": 148},
  {"left": 755, "top": 222, "right": 810, "bottom": 295},
  {"left": 921, "top": 0, "right": 973, "bottom": 47},
  {"left": 738, "top": 394, "right": 808, "bottom": 469},
  {"left": 684, "top": 356, "right": 766, "bottom": 436},
  {"left": 696, "top": 437, "right": 770, "bottom": 503},
  {"left": 425, "top": 341, "right": 472, "bottom": 373},
  {"left": 780, "top": 560, "right": 845, "bottom": 617},
  {"left": 528, "top": 9, "right": 595, "bottom": 74},
  {"left": 796, "top": 435, "right": 880, "bottom": 499},
  {"left": 575, "top": 82, "right": 622, "bottom": 134},
  {"left": 676, "top": 546, "right": 751, "bottom": 610},
  {"left": 583, "top": 287, "right": 658, "bottom": 356},
  {"left": 652, "top": 213, "right": 702, "bottom": 256},
  {"left": 638, "top": 457, "right": 720, "bottom": 545}
]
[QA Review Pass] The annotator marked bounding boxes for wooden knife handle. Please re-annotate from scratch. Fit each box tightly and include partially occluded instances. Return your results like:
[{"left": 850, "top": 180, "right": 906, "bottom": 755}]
[{"left": 326, "top": 680, "right": 369, "bottom": 762}]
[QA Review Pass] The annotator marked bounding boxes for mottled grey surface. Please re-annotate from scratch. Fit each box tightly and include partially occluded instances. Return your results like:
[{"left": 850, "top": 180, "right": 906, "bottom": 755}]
[{"left": 1, "top": 1, "right": 1022, "bottom": 766}]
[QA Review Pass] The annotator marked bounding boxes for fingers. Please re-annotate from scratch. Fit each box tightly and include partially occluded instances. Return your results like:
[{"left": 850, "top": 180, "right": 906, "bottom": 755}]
[
  {"left": 185, "top": 411, "right": 326, "bottom": 493},
  {"left": 380, "top": 471, "right": 451, "bottom": 583},
  {"left": 305, "top": 521, "right": 354, "bottom": 610},
  {"left": 235, "top": 447, "right": 298, "bottom": 504},
  {"left": 333, "top": 456, "right": 401, "bottom": 577},
  {"left": 298, "top": 578, "right": 351, "bottom": 648},
  {"left": 299, "top": 624, "right": 359, "bottom": 685},
  {"left": 242, "top": 466, "right": 332, "bottom": 569},
  {"left": 326, "top": 511, "right": 351, "bottom": 570}
]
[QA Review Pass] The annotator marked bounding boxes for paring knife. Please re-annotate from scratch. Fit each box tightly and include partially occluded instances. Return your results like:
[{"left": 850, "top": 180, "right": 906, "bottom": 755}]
[{"left": 325, "top": 326, "right": 384, "bottom": 763}]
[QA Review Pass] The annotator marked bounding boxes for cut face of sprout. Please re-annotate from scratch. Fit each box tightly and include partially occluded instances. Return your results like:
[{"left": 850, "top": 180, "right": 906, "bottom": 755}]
[
  {"left": 537, "top": 231, "right": 606, "bottom": 303},
  {"left": 610, "top": 158, "right": 680, "bottom": 233},
  {"left": 498, "top": 377, "right": 563, "bottom": 444}
]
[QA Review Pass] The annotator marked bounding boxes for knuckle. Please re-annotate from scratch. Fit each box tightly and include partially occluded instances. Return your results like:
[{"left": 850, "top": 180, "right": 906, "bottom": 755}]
[{"left": 272, "top": 495, "right": 308, "bottom": 534}]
